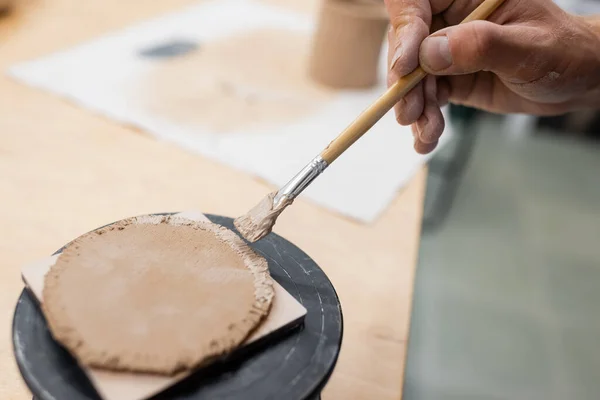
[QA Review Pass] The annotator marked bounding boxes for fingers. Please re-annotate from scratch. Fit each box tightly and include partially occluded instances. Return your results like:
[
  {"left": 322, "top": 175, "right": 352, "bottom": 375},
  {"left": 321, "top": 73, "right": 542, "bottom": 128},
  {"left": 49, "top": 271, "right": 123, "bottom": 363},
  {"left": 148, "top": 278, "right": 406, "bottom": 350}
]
[
  {"left": 383, "top": 0, "right": 450, "bottom": 153},
  {"left": 413, "top": 75, "right": 445, "bottom": 154},
  {"left": 419, "top": 22, "right": 552, "bottom": 83},
  {"left": 446, "top": 73, "right": 571, "bottom": 115},
  {"left": 395, "top": 82, "right": 424, "bottom": 125},
  {"left": 413, "top": 134, "right": 440, "bottom": 154},
  {"left": 389, "top": 18, "right": 431, "bottom": 76},
  {"left": 387, "top": 23, "right": 425, "bottom": 126},
  {"left": 385, "top": 0, "right": 430, "bottom": 125},
  {"left": 431, "top": 14, "right": 447, "bottom": 33},
  {"left": 441, "top": 0, "right": 485, "bottom": 25},
  {"left": 430, "top": 0, "right": 455, "bottom": 14},
  {"left": 437, "top": 77, "right": 451, "bottom": 106},
  {"left": 385, "top": 0, "right": 432, "bottom": 75}
]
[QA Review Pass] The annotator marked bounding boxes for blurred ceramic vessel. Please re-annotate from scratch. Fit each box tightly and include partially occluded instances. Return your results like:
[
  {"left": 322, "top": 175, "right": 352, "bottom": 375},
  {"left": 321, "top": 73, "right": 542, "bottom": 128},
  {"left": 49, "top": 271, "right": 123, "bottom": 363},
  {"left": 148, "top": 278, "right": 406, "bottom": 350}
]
[{"left": 309, "top": 0, "right": 389, "bottom": 89}]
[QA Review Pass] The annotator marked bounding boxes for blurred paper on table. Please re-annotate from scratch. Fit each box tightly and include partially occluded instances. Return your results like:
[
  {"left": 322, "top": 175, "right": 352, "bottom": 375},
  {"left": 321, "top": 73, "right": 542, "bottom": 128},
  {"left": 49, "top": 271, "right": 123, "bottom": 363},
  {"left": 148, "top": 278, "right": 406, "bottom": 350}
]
[{"left": 8, "top": 0, "right": 453, "bottom": 222}]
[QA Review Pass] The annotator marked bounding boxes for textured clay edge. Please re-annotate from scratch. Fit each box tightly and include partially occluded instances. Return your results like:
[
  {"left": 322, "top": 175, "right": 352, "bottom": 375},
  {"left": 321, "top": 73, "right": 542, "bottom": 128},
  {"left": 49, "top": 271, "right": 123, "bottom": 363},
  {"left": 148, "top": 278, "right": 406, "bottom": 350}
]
[{"left": 42, "top": 215, "right": 275, "bottom": 375}]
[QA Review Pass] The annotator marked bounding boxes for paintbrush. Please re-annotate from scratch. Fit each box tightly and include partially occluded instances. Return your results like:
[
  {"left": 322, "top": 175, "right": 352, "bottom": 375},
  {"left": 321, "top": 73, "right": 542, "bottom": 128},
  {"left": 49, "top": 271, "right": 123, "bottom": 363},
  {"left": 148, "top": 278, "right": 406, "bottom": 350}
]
[{"left": 235, "top": 0, "right": 507, "bottom": 242}]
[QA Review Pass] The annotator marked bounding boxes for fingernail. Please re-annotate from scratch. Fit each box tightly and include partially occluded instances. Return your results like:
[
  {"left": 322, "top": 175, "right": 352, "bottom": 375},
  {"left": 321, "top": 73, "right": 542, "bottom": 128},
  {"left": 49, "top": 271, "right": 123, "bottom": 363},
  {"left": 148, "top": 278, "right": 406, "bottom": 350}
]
[
  {"left": 395, "top": 98, "right": 409, "bottom": 125},
  {"left": 390, "top": 43, "right": 403, "bottom": 71},
  {"left": 390, "top": 25, "right": 408, "bottom": 71},
  {"left": 421, "top": 36, "right": 452, "bottom": 72},
  {"left": 418, "top": 116, "right": 430, "bottom": 141},
  {"left": 414, "top": 139, "right": 439, "bottom": 154}
]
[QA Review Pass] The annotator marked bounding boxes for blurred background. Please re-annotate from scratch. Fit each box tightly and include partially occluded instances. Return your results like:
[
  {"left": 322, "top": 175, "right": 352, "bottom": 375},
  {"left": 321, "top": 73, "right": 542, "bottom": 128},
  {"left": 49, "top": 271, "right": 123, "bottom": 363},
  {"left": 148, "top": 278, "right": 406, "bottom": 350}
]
[
  {"left": 408, "top": 106, "right": 600, "bottom": 399},
  {"left": 406, "top": 0, "right": 600, "bottom": 395}
]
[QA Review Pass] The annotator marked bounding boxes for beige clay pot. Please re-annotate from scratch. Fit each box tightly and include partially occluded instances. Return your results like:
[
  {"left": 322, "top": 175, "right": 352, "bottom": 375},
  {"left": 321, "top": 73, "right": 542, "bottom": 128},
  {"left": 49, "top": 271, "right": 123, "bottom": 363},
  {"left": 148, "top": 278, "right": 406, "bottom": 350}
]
[{"left": 309, "top": 0, "right": 389, "bottom": 89}]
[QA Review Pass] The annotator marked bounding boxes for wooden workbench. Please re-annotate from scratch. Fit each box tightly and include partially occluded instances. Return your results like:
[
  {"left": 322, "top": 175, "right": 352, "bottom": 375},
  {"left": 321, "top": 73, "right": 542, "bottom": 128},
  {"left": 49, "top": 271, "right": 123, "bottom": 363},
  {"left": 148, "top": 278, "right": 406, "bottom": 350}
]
[{"left": 0, "top": 0, "right": 426, "bottom": 398}]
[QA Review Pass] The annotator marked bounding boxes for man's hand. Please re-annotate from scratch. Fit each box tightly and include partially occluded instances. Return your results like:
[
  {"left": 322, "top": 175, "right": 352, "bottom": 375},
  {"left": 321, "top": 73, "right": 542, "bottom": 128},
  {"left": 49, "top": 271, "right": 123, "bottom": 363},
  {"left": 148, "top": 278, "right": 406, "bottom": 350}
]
[{"left": 385, "top": 0, "right": 600, "bottom": 154}]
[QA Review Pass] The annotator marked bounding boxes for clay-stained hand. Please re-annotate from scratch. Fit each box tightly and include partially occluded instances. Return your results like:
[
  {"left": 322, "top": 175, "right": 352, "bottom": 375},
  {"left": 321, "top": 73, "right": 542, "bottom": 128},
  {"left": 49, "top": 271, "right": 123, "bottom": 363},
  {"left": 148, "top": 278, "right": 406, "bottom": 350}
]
[{"left": 385, "top": 0, "right": 600, "bottom": 154}]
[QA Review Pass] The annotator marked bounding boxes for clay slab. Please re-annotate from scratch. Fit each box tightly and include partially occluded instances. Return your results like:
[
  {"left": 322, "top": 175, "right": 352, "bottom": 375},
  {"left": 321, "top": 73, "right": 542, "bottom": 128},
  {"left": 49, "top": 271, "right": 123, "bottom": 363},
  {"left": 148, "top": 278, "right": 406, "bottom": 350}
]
[{"left": 21, "top": 211, "right": 307, "bottom": 400}]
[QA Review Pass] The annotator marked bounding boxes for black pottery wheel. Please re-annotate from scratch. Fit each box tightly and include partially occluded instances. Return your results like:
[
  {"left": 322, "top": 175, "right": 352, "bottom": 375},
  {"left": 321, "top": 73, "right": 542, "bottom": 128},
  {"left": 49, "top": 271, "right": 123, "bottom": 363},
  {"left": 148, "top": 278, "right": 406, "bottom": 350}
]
[{"left": 12, "top": 214, "right": 343, "bottom": 400}]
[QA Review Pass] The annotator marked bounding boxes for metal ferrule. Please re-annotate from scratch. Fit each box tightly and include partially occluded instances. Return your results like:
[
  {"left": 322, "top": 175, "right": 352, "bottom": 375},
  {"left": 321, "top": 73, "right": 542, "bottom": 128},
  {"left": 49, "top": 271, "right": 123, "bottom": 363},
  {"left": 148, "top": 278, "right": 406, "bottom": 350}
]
[{"left": 273, "top": 156, "right": 329, "bottom": 207}]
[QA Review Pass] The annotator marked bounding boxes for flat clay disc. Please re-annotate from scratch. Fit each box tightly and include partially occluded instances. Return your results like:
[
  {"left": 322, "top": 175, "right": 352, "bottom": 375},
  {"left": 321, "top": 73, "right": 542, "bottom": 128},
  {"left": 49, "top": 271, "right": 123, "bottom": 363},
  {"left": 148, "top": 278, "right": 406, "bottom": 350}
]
[{"left": 42, "top": 215, "right": 274, "bottom": 376}]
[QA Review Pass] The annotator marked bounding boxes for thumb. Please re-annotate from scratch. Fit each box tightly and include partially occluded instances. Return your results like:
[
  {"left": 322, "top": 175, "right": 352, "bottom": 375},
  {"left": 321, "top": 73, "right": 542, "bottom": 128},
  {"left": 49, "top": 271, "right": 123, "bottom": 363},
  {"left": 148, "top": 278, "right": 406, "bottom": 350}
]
[{"left": 419, "top": 21, "right": 538, "bottom": 77}]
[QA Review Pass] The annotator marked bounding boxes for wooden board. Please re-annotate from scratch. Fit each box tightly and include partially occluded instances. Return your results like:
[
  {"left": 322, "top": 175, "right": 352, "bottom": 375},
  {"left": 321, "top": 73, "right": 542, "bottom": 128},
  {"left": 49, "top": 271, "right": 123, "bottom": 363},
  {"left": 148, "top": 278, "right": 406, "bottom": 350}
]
[
  {"left": 0, "top": 0, "right": 427, "bottom": 399},
  {"left": 20, "top": 211, "right": 307, "bottom": 400}
]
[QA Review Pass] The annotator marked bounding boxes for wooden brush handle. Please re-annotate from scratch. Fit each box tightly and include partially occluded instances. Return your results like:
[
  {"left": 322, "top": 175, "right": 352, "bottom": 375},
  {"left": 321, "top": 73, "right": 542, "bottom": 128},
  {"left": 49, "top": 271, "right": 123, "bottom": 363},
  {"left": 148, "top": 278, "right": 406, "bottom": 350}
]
[{"left": 320, "top": 0, "right": 507, "bottom": 164}]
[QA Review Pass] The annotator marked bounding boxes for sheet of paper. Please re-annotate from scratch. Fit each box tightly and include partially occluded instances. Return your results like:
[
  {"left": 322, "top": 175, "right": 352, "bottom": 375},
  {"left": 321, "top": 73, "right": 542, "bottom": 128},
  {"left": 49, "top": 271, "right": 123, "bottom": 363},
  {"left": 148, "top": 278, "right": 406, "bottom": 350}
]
[{"left": 8, "top": 0, "right": 454, "bottom": 222}]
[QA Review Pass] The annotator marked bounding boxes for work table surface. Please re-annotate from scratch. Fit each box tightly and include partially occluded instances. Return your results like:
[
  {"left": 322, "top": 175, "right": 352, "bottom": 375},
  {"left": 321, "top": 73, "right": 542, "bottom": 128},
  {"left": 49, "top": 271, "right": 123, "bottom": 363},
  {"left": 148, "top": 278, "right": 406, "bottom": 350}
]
[{"left": 0, "top": 0, "right": 426, "bottom": 398}]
